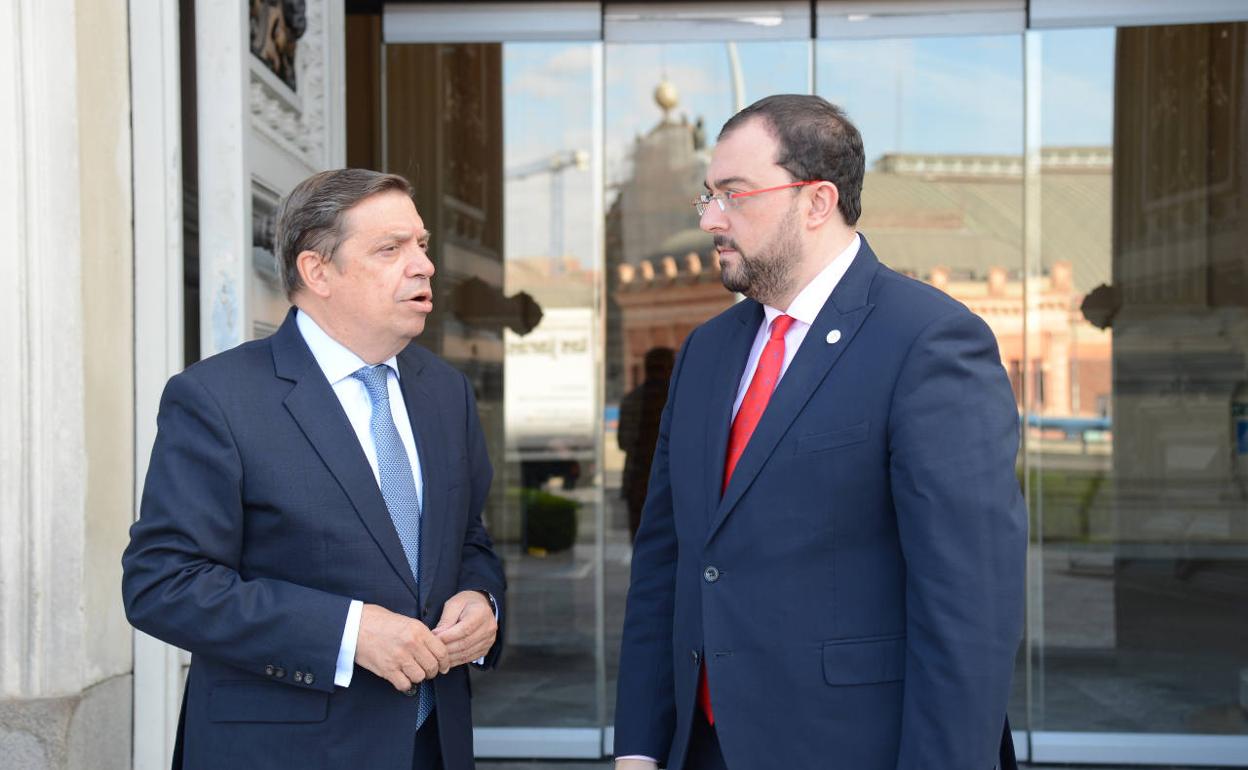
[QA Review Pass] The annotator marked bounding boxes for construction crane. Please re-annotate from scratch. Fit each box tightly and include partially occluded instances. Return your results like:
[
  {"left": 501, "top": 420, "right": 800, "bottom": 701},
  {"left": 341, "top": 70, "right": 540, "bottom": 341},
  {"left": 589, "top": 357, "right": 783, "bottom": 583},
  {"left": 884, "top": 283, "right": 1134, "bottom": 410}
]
[{"left": 506, "top": 149, "right": 589, "bottom": 260}]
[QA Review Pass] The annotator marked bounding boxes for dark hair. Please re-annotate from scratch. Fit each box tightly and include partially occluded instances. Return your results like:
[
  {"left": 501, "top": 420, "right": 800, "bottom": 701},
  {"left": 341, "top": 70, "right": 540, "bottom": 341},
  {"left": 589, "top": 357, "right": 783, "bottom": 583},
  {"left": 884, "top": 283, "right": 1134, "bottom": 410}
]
[
  {"left": 274, "top": 168, "right": 413, "bottom": 297},
  {"left": 643, "top": 347, "right": 675, "bottom": 377},
  {"left": 718, "top": 95, "right": 865, "bottom": 226}
]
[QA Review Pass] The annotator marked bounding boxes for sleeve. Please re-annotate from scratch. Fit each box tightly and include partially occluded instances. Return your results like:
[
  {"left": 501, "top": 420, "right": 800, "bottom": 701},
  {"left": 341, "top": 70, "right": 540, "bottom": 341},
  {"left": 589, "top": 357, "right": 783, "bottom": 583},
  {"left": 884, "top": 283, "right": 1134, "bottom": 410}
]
[
  {"left": 334, "top": 600, "right": 364, "bottom": 686},
  {"left": 453, "top": 371, "right": 508, "bottom": 669},
  {"left": 887, "top": 310, "right": 1028, "bottom": 769},
  {"left": 612, "top": 331, "right": 695, "bottom": 764},
  {"left": 121, "top": 370, "right": 352, "bottom": 693}
]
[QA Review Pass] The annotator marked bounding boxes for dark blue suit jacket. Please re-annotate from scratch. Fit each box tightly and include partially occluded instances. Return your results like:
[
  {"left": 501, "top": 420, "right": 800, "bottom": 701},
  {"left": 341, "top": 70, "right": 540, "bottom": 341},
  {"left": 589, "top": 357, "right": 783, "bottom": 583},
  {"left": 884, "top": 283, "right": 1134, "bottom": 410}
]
[
  {"left": 123, "top": 309, "right": 505, "bottom": 770},
  {"left": 615, "top": 238, "right": 1026, "bottom": 769}
]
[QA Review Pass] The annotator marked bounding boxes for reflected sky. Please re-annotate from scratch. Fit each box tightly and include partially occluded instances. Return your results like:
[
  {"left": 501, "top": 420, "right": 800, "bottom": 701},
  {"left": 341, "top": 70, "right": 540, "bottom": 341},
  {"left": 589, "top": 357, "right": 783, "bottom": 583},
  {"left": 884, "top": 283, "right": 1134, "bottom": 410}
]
[
  {"left": 503, "top": 43, "right": 597, "bottom": 265},
  {"left": 1038, "top": 28, "right": 1115, "bottom": 147},
  {"left": 501, "top": 29, "right": 1116, "bottom": 261},
  {"left": 603, "top": 41, "right": 810, "bottom": 183},
  {"left": 818, "top": 35, "right": 1025, "bottom": 159}
]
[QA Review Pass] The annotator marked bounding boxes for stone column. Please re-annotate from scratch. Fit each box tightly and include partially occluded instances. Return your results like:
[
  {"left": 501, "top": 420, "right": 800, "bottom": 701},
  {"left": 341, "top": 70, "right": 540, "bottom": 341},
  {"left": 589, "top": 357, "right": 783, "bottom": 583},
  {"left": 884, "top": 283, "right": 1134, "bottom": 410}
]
[
  {"left": 0, "top": 0, "right": 134, "bottom": 768},
  {"left": 196, "top": 0, "right": 249, "bottom": 357}
]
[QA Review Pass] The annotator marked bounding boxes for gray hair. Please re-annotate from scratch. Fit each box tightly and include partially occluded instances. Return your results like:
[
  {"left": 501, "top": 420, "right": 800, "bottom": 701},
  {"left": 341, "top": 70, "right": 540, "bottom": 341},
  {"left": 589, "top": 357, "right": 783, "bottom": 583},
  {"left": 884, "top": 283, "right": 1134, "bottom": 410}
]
[{"left": 274, "top": 168, "right": 413, "bottom": 297}]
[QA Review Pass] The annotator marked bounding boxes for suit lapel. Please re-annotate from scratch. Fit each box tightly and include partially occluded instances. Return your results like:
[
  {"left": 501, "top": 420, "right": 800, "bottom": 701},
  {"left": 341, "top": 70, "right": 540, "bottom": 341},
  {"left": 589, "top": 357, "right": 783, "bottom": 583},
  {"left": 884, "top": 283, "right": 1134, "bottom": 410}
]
[
  {"left": 272, "top": 310, "right": 421, "bottom": 602},
  {"left": 707, "top": 240, "right": 881, "bottom": 543},
  {"left": 703, "top": 301, "right": 765, "bottom": 524},
  {"left": 396, "top": 348, "right": 447, "bottom": 604}
]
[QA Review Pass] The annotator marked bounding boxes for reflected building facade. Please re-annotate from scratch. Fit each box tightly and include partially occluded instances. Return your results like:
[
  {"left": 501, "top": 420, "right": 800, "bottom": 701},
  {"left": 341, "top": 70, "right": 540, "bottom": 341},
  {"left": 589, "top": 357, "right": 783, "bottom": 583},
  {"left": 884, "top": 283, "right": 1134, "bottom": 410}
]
[
  {"left": 606, "top": 82, "right": 717, "bottom": 398},
  {"left": 613, "top": 136, "right": 1116, "bottom": 424}
]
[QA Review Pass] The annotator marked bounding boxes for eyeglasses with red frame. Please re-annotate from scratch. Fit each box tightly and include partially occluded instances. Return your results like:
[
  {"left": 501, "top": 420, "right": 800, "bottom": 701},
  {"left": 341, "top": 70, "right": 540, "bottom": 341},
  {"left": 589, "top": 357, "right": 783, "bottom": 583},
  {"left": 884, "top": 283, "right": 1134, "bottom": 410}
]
[{"left": 692, "top": 180, "right": 824, "bottom": 216}]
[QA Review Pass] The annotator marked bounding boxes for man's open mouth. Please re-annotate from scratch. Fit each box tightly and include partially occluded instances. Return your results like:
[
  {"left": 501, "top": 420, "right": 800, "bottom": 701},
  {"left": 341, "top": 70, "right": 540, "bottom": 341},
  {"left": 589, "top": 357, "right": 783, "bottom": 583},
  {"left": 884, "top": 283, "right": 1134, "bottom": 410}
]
[{"left": 406, "top": 289, "right": 433, "bottom": 310}]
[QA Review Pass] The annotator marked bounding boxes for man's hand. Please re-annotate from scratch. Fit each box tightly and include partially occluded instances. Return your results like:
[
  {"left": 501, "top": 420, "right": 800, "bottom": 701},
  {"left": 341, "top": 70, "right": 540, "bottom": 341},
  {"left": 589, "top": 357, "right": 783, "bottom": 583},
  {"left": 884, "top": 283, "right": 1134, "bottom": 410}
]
[
  {"left": 355, "top": 603, "right": 450, "bottom": 692},
  {"left": 431, "top": 590, "right": 498, "bottom": 668},
  {"left": 615, "top": 760, "right": 659, "bottom": 770}
]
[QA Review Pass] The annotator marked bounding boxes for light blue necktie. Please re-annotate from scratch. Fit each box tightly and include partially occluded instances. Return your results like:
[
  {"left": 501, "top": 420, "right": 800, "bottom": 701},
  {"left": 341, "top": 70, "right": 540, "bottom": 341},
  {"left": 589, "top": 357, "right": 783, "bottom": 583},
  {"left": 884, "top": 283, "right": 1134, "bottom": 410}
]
[{"left": 351, "top": 364, "right": 435, "bottom": 729}]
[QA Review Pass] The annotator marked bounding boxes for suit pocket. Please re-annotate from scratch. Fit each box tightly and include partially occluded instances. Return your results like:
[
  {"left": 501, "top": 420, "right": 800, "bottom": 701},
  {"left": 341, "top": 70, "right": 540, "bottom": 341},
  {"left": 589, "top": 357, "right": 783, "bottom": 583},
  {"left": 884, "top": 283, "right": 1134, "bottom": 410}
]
[
  {"left": 822, "top": 633, "right": 905, "bottom": 686},
  {"left": 208, "top": 680, "right": 330, "bottom": 723},
  {"left": 795, "top": 421, "right": 870, "bottom": 455}
]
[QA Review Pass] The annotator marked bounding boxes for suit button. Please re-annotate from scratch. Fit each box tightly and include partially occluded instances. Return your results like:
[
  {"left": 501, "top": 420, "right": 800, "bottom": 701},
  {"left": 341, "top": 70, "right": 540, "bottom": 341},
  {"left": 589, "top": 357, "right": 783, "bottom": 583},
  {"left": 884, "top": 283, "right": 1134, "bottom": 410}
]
[
  {"left": 304, "top": 672, "right": 315, "bottom": 686},
  {"left": 703, "top": 566, "right": 720, "bottom": 583},
  {"left": 274, "top": 667, "right": 286, "bottom": 679},
  {"left": 264, "top": 664, "right": 275, "bottom": 677},
  {"left": 294, "top": 671, "right": 304, "bottom": 683},
  {"left": 691, "top": 650, "right": 700, "bottom": 664},
  {"left": 404, "top": 686, "right": 419, "bottom": 697}
]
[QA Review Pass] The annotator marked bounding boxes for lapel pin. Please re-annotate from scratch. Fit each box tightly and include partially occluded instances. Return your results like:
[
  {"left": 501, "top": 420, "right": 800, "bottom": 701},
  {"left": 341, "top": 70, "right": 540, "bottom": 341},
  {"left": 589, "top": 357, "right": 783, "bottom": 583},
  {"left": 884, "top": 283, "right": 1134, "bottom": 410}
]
[{"left": 826, "top": 329, "right": 842, "bottom": 345}]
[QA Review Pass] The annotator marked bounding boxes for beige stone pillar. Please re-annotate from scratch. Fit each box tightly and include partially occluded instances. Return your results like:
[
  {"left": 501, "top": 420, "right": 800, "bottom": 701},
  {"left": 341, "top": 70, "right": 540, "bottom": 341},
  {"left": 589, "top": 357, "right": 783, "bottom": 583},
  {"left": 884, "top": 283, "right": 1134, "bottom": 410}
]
[{"left": 0, "top": 0, "right": 134, "bottom": 767}]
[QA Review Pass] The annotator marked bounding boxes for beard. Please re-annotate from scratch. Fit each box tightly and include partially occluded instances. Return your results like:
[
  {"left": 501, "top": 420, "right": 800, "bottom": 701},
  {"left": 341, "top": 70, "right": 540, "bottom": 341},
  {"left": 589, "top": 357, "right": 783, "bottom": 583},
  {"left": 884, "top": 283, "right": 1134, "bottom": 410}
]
[{"left": 716, "top": 205, "right": 802, "bottom": 307}]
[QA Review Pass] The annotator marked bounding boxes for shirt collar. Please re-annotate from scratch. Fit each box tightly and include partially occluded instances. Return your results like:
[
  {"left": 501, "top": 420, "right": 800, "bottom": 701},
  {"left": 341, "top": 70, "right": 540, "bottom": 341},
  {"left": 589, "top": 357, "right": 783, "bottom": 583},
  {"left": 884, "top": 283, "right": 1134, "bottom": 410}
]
[
  {"left": 295, "top": 309, "right": 400, "bottom": 385},
  {"left": 762, "top": 233, "right": 861, "bottom": 328}
]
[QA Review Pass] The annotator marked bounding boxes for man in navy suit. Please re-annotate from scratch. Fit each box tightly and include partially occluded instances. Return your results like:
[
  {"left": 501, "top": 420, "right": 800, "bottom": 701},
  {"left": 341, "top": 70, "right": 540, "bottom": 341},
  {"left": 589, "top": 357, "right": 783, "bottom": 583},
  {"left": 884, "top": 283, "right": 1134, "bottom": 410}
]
[
  {"left": 123, "top": 169, "right": 505, "bottom": 769},
  {"left": 614, "top": 95, "right": 1026, "bottom": 770}
]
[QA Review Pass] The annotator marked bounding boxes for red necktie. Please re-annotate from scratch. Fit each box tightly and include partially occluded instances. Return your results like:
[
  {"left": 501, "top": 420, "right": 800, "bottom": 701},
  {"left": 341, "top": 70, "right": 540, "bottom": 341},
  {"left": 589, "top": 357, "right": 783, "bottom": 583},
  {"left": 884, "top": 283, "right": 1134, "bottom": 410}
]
[{"left": 699, "top": 313, "right": 796, "bottom": 723}]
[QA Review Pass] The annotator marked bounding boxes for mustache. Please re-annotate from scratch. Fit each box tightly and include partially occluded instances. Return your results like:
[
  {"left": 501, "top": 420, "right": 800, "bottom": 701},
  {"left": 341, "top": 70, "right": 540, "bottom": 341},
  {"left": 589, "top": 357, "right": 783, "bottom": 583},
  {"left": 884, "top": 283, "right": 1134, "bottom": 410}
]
[{"left": 713, "top": 236, "right": 741, "bottom": 252}]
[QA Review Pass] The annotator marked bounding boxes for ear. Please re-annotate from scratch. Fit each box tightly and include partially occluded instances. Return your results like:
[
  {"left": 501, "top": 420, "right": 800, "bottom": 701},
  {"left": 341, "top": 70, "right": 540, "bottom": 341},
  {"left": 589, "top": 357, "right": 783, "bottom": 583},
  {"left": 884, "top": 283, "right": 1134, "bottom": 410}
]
[
  {"left": 805, "top": 181, "right": 842, "bottom": 230},
  {"left": 296, "top": 249, "right": 333, "bottom": 298}
]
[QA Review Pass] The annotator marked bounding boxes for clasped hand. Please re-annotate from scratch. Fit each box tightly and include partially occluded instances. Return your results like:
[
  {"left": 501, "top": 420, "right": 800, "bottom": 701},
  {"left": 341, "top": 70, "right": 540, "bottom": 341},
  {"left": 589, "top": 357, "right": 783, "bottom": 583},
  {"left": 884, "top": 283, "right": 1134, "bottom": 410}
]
[{"left": 355, "top": 591, "right": 497, "bottom": 692}]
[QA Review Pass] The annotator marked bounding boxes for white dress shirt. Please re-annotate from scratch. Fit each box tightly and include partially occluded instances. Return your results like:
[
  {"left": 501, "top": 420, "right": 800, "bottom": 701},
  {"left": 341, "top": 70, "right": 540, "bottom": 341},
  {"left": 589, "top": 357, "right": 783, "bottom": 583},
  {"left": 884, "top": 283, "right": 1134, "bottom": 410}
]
[
  {"left": 296, "top": 310, "right": 425, "bottom": 688},
  {"left": 617, "top": 234, "right": 859, "bottom": 765}
]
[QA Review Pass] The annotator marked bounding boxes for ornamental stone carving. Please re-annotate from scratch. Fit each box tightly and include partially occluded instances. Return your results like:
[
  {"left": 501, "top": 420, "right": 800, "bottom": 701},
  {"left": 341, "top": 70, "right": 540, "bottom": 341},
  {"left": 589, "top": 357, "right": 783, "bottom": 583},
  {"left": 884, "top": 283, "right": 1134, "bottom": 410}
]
[
  {"left": 248, "top": 0, "right": 328, "bottom": 169},
  {"left": 249, "top": 0, "right": 306, "bottom": 90}
]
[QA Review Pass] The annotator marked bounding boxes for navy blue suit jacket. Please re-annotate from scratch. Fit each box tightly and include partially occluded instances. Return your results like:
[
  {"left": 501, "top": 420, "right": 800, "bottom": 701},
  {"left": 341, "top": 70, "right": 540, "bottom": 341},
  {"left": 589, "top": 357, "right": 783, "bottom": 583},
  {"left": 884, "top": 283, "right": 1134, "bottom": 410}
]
[
  {"left": 123, "top": 309, "right": 505, "bottom": 770},
  {"left": 614, "top": 238, "right": 1026, "bottom": 769}
]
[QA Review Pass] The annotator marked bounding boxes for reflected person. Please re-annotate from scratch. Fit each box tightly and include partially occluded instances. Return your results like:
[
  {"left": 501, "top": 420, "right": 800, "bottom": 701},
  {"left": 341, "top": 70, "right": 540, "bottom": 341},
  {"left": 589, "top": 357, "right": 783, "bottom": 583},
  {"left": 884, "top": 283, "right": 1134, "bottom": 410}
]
[
  {"left": 614, "top": 95, "right": 1026, "bottom": 770},
  {"left": 618, "top": 347, "right": 676, "bottom": 542},
  {"left": 123, "top": 169, "right": 505, "bottom": 770}
]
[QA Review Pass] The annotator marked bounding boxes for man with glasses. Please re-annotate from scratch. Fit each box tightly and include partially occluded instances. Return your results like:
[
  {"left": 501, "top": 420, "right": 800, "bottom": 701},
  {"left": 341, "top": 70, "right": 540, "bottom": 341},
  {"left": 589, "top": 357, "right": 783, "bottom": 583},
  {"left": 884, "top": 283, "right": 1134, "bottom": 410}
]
[{"left": 614, "top": 95, "right": 1025, "bottom": 770}]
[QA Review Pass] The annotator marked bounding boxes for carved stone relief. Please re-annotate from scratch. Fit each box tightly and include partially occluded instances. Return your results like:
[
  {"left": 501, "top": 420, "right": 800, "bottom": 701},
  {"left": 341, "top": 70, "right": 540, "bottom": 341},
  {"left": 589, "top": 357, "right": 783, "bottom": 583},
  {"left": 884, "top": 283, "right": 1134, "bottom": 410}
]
[
  {"left": 249, "top": 0, "right": 306, "bottom": 91},
  {"left": 248, "top": 0, "right": 327, "bottom": 169}
]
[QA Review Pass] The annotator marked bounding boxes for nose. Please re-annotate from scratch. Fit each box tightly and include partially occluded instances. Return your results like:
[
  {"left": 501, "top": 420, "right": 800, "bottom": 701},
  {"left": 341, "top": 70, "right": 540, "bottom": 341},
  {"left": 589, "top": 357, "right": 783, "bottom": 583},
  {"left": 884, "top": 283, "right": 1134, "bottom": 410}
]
[
  {"left": 409, "top": 245, "right": 435, "bottom": 278},
  {"left": 699, "top": 204, "right": 727, "bottom": 234}
]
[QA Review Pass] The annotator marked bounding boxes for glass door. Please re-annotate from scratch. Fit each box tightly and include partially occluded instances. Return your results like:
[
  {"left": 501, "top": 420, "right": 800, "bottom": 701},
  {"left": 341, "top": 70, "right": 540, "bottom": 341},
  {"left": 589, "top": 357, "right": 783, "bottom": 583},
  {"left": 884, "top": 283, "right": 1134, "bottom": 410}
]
[
  {"left": 600, "top": 3, "right": 815, "bottom": 741},
  {"left": 379, "top": 4, "right": 608, "bottom": 758},
  {"left": 378, "top": 2, "right": 821, "bottom": 759},
  {"left": 482, "top": 37, "right": 605, "bottom": 754},
  {"left": 1024, "top": 17, "right": 1248, "bottom": 765}
]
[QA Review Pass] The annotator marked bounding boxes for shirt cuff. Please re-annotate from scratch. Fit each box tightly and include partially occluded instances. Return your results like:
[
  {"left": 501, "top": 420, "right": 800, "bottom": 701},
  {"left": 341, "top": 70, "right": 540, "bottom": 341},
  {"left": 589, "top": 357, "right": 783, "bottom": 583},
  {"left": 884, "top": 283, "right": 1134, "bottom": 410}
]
[
  {"left": 473, "top": 591, "right": 499, "bottom": 666},
  {"left": 616, "top": 757, "right": 659, "bottom": 764},
  {"left": 334, "top": 599, "right": 363, "bottom": 687}
]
